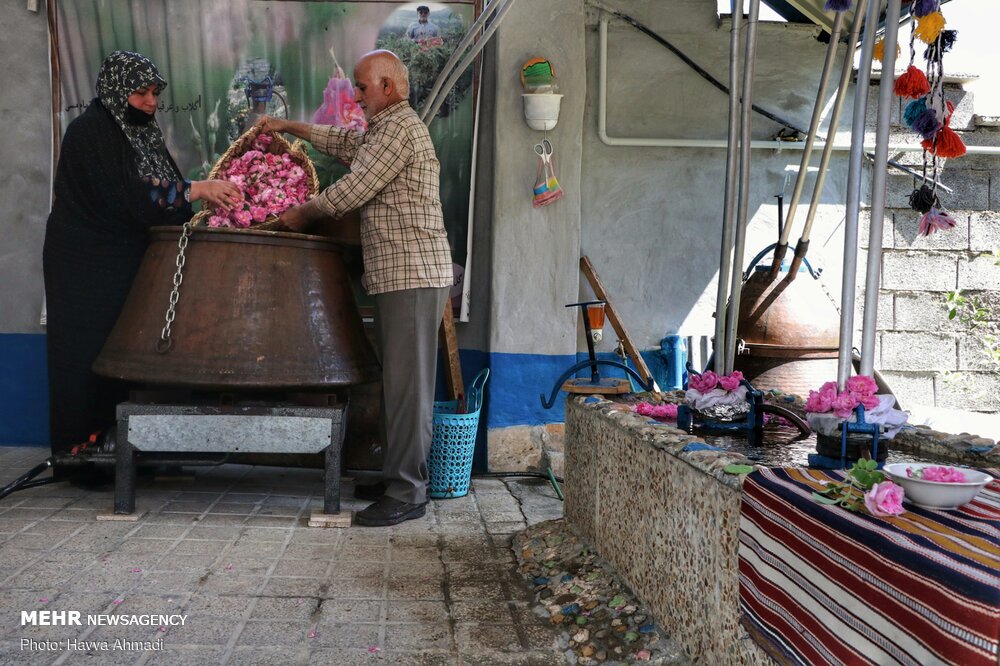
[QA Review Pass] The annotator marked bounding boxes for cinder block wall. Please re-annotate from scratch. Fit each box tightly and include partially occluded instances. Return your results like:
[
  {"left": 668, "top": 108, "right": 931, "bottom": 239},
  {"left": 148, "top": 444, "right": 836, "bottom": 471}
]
[{"left": 859, "top": 82, "right": 1000, "bottom": 412}]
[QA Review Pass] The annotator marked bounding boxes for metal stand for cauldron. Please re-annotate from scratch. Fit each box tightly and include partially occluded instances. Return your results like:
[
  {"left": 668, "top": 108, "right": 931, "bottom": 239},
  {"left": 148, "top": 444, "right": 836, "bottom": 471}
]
[{"left": 106, "top": 398, "right": 350, "bottom": 527}]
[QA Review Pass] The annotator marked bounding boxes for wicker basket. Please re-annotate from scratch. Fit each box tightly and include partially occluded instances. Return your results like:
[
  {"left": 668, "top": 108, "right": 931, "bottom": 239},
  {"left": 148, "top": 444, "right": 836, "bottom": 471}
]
[{"left": 190, "top": 122, "right": 320, "bottom": 230}]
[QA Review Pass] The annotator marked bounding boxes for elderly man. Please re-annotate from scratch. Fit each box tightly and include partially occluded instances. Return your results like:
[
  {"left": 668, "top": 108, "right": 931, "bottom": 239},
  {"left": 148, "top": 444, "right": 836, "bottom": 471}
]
[{"left": 262, "top": 50, "right": 452, "bottom": 527}]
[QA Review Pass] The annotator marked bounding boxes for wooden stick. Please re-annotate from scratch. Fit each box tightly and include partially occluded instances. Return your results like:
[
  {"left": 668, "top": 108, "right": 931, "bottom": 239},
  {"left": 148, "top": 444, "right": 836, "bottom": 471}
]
[
  {"left": 439, "top": 301, "right": 464, "bottom": 400},
  {"left": 580, "top": 256, "right": 660, "bottom": 392}
]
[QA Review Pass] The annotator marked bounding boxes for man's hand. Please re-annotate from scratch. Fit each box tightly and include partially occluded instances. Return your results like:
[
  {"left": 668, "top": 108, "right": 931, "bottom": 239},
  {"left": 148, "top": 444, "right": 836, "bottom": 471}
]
[
  {"left": 277, "top": 205, "right": 311, "bottom": 233},
  {"left": 259, "top": 116, "right": 313, "bottom": 142},
  {"left": 259, "top": 115, "right": 291, "bottom": 135}
]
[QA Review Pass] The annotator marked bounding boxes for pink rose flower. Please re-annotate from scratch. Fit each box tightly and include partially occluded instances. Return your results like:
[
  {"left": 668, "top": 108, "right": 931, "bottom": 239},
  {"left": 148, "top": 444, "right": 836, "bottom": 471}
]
[
  {"left": 634, "top": 402, "right": 679, "bottom": 420},
  {"left": 718, "top": 372, "right": 742, "bottom": 392},
  {"left": 863, "top": 481, "right": 905, "bottom": 516},
  {"left": 846, "top": 375, "right": 878, "bottom": 396},
  {"left": 250, "top": 206, "right": 268, "bottom": 223},
  {"left": 917, "top": 466, "right": 967, "bottom": 483},
  {"left": 831, "top": 391, "right": 859, "bottom": 419},
  {"left": 859, "top": 392, "right": 880, "bottom": 410},
  {"left": 689, "top": 371, "right": 719, "bottom": 394},
  {"left": 804, "top": 389, "right": 833, "bottom": 413}
]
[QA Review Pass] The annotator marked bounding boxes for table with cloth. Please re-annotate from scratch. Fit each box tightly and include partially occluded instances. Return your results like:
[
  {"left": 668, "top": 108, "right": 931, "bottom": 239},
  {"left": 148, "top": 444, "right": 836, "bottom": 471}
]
[{"left": 739, "top": 468, "right": 1000, "bottom": 666}]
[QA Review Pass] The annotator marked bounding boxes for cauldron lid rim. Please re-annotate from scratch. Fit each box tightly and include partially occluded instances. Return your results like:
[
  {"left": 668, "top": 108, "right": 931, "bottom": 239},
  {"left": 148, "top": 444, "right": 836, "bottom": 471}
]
[{"left": 149, "top": 225, "right": 348, "bottom": 249}]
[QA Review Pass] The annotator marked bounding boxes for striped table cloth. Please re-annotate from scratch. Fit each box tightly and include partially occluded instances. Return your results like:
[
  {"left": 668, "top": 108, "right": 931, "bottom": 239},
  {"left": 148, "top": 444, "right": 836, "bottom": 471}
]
[{"left": 739, "top": 468, "right": 1000, "bottom": 666}]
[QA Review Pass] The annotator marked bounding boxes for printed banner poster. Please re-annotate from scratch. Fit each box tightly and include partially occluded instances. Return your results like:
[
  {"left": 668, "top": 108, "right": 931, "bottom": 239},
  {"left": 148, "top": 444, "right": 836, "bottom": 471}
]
[{"left": 54, "top": 0, "right": 476, "bottom": 317}]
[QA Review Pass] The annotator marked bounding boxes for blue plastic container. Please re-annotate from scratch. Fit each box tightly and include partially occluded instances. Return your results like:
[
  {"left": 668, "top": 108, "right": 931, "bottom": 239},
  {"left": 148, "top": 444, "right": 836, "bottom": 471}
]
[{"left": 428, "top": 368, "right": 489, "bottom": 499}]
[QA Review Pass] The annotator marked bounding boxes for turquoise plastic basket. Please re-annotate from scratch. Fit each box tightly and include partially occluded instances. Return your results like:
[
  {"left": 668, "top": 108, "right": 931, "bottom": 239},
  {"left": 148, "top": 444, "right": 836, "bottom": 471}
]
[{"left": 428, "top": 368, "right": 489, "bottom": 499}]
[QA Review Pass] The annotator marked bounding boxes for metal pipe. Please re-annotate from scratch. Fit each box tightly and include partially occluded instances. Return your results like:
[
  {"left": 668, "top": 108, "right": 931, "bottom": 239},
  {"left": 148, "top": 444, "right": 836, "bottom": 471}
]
[
  {"left": 595, "top": 6, "right": 1000, "bottom": 156},
  {"left": 419, "top": 0, "right": 509, "bottom": 123},
  {"left": 788, "top": 0, "right": 870, "bottom": 277},
  {"left": 837, "top": 0, "right": 880, "bottom": 389},
  {"left": 771, "top": 11, "right": 845, "bottom": 275},
  {"left": 713, "top": 0, "right": 742, "bottom": 372},
  {"left": 859, "top": 0, "right": 903, "bottom": 377},
  {"left": 724, "top": 0, "right": 761, "bottom": 374},
  {"left": 421, "top": 0, "right": 518, "bottom": 124}
]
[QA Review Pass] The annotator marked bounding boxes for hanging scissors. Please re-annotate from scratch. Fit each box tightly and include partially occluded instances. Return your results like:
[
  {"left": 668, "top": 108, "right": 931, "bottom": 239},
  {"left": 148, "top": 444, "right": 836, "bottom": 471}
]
[{"left": 533, "top": 139, "right": 554, "bottom": 165}]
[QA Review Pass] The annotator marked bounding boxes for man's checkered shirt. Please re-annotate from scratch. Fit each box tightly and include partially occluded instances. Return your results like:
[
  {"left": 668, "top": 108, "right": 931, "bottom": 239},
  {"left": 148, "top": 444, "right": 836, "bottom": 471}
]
[{"left": 301, "top": 101, "right": 453, "bottom": 295}]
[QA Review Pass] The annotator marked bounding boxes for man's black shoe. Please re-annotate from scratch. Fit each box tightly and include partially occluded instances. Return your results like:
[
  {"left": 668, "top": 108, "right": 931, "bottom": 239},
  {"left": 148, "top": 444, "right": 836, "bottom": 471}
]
[
  {"left": 355, "top": 496, "right": 427, "bottom": 527},
  {"left": 353, "top": 481, "right": 386, "bottom": 501}
]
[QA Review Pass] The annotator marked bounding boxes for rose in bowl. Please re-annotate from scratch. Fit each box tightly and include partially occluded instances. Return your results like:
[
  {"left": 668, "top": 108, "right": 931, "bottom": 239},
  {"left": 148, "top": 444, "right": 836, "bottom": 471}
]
[{"left": 882, "top": 463, "right": 993, "bottom": 510}]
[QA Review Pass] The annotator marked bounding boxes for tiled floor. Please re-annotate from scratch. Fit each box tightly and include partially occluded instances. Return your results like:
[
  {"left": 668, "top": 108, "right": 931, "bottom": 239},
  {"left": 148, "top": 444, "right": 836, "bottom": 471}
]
[{"left": 0, "top": 446, "right": 565, "bottom": 665}]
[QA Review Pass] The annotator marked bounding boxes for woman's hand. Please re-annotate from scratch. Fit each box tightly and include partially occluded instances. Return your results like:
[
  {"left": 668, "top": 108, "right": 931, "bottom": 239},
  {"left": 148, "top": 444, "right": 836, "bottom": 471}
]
[{"left": 190, "top": 180, "right": 242, "bottom": 211}]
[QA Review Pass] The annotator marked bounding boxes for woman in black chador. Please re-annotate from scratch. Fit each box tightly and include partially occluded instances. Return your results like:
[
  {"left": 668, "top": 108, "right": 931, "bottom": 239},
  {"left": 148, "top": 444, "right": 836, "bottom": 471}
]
[{"left": 43, "top": 51, "right": 240, "bottom": 476}]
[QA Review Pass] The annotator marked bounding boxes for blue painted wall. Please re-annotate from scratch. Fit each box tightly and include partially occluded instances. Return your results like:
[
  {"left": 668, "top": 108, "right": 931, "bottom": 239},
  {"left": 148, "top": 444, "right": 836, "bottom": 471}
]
[{"left": 0, "top": 334, "right": 49, "bottom": 447}]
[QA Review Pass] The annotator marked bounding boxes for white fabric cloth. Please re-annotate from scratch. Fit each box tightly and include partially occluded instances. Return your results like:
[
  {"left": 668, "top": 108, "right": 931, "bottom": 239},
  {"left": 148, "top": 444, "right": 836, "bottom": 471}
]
[{"left": 685, "top": 386, "right": 748, "bottom": 412}]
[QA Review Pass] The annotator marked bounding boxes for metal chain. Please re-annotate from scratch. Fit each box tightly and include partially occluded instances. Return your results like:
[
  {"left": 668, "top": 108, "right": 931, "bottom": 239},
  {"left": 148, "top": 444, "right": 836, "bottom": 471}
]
[{"left": 156, "top": 221, "right": 194, "bottom": 353}]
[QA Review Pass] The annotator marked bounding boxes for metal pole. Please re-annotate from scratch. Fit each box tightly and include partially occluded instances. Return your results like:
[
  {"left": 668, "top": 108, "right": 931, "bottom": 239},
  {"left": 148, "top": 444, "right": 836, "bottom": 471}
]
[
  {"left": 790, "top": 0, "right": 868, "bottom": 276},
  {"left": 770, "top": 11, "right": 845, "bottom": 275},
  {"left": 859, "top": 0, "right": 902, "bottom": 376},
  {"left": 724, "top": 0, "right": 761, "bottom": 374},
  {"left": 713, "top": 0, "right": 742, "bottom": 372},
  {"left": 837, "top": 0, "right": 880, "bottom": 389}
]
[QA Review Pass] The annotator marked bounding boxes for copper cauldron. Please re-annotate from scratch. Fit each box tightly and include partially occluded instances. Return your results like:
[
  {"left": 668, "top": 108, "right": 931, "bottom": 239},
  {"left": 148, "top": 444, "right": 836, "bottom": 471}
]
[
  {"left": 94, "top": 227, "right": 379, "bottom": 389},
  {"left": 732, "top": 269, "right": 840, "bottom": 397}
]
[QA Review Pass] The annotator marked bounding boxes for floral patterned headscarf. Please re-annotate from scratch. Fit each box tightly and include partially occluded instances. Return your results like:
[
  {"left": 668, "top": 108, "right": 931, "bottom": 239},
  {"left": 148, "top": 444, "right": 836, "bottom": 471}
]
[{"left": 95, "top": 50, "right": 179, "bottom": 180}]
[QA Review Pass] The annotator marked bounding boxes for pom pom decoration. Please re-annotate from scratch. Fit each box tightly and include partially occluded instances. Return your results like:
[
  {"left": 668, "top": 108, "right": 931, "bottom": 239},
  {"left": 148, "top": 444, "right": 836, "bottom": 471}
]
[
  {"left": 908, "top": 185, "right": 938, "bottom": 213},
  {"left": 911, "top": 108, "right": 942, "bottom": 140},
  {"left": 924, "top": 29, "right": 957, "bottom": 61},
  {"left": 903, "top": 98, "right": 928, "bottom": 127},
  {"left": 918, "top": 207, "right": 956, "bottom": 236},
  {"left": 911, "top": 0, "right": 939, "bottom": 18},
  {"left": 921, "top": 126, "right": 967, "bottom": 158},
  {"left": 873, "top": 39, "right": 900, "bottom": 63},
  {"left": 893, "top": 66, "right": 930, "bottom": 98},
  {"left": 914, "top": 11, "right": 946, "bottom": 44},
  {"left": 824, "top": 0, "right": 853, "bottom": 11}
]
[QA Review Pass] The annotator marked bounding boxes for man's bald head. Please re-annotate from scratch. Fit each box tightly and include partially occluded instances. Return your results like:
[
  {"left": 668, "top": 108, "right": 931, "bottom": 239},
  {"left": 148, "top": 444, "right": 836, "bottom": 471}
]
[{"left": 356, "top": 50, "right": 410, "bottom": 99}]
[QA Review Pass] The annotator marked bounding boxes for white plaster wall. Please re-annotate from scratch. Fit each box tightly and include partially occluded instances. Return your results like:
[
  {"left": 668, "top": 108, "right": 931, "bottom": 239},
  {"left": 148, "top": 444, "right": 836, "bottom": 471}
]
[
  {"left": 487, "top": 0, "right": 587, "bottom": 357},
  {"left": 0, "top": 3, "right": 50, "bottom": 334}
]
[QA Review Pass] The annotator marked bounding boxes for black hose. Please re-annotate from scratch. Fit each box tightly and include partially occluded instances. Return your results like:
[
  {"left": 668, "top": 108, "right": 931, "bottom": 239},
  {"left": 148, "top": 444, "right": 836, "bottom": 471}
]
[
  {"left": 601, "top": 6, "right": 808, "bottom": 135},
  {"left": 474, "top": 471, "right": 565, "bottom": 484},
  {"left": 0, "top": 457, "right": 55, "bottom": 501}
]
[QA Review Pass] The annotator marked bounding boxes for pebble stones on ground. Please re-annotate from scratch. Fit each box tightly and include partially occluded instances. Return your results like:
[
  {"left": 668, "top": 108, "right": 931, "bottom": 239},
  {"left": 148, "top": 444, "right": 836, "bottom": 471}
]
[{"left": 513, "top": 520, "right": 690, "bottom": 665}]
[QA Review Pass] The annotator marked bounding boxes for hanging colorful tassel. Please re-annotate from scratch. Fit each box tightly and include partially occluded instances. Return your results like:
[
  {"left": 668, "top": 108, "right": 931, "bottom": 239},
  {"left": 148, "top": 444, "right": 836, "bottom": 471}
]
[
  {"left": 914, "top": 11, "right": 946, "bottom": 44},
  {"left": 893, "top": 66, "right": 930, "bottom": 98},
  {"left": 873, "top": 39, "right": 900, "bottom": 63},
  {"left": 911, "top": 0, "right": 939, "bottom": 18},
  {"left": 908, "top": 185, "right": 938, "bottom": 213},
  {"left": 824, "top": 0, "right": 853, "bottom": 11},
  {"left": 918, "top": 207, "right": 956, "bottom": 236},
  {"left": 903, "top": 98, "right": 928, "bottom": 127},
  {"left": 924, "top": 29, "right": 957, "bottom": 60},
  {"left": 922, "top": 126, "right": 967, "bottom": 158},
  {"left": 912, "top": 108, "right": 941, "bottom": 140}
]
